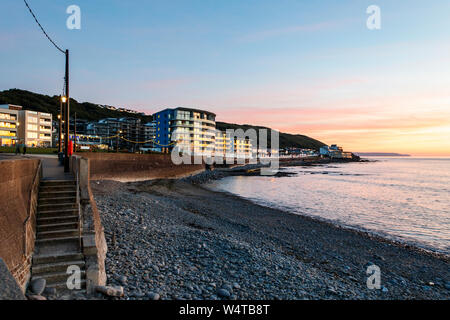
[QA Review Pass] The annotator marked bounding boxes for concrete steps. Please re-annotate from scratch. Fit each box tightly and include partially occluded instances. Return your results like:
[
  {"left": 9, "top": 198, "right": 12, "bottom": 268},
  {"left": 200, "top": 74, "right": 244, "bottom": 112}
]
[
  {"left": 37, "top": 229, "right": 79, "bottom": 240},
  {"left": 40, "top": 185, "right": 77, "bottom": 193},
  {"left": 38, "top": 208, "right": 79, "bottom": 218},
  {"left": 40, "top": 191, "right": 77, "bottom": 199},
  {"left": 35, "top": 235, "right": 80, "bottom": 245},
  {"left": 37, "top": 215, "right": 79, "bottom": 225},
  {"left": 31, "top": 178, "right": 86, "bottom": 294},
  {"left": 31, "top": 270, "right": 87, "bottom": 284},
  {"left": 39, "top": 196, "right": 77, "bottom": 205},
  {"left": 38, "top": 203, "right": 78, "bottom": 211},
  {"left": 38, "top": 222, "right": 79, "bottom": 232},
  {"left": 33, "top": 252, "right": 84, "bottom": 264},
  {"left": 32, "top": 260, "right": 85, "bottom": 274},
  {"left": 47, "top": 280, "right": 86, "bottom": 290},
  {"left": 40, "top": 180, "right": 76, "bottom": 186}
]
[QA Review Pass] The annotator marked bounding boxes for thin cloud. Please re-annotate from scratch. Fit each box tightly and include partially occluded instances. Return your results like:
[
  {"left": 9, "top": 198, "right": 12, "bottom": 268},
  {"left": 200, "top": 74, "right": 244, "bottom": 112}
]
[
  {"left": 237, "top": 21, "right": 343, "bottom": 42},
  {"left": 140, "top": 77, "right": 193, "bottom": 90}
]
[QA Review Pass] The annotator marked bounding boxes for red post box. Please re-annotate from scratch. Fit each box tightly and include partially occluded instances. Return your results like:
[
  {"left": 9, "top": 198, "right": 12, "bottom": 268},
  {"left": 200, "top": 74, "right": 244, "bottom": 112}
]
[{"left": 68, "top": 140, "right": 73, "bottom": 156}]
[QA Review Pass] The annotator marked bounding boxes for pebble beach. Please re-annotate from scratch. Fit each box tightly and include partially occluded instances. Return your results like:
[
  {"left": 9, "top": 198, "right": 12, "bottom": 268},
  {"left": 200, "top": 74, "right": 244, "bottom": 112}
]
[{"left": 92, "top": 175, "right": 450, "bottom": 300}]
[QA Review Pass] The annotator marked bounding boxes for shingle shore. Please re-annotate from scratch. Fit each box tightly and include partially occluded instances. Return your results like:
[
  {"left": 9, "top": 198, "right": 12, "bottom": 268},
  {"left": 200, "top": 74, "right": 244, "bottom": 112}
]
[{"left": 92, "top": 178, "right": 449, "bottom": 300}]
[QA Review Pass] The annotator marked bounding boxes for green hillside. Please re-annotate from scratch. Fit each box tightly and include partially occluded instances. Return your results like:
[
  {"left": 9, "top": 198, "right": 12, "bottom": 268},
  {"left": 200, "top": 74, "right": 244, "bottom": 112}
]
[
  {"left": 0, "top": 89, "right": 153, "bottom": 122},
  {"left": 216, "top": 122, "right": 326, "bottom": 150},
  {"left": 0, "top": 89, "right": 327, "bottom": 150}
]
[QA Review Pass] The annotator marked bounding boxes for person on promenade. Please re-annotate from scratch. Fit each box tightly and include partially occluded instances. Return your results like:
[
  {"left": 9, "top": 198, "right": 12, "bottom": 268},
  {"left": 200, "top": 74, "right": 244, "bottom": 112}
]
[
  {"left": 15, "top": 141, "right": 21, "bottom": 155},
  {"left": 23, "top": 143, "right": 27, "bottom": 155}
]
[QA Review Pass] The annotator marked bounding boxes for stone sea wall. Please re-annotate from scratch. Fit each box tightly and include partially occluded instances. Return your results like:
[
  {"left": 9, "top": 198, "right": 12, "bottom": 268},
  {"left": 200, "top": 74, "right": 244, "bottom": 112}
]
[
  {"left": 0, "top": 158, "right": 41, "bottom": 292},
  {"left": 76, "top": 153, "right": 205, "bottom": 182}
]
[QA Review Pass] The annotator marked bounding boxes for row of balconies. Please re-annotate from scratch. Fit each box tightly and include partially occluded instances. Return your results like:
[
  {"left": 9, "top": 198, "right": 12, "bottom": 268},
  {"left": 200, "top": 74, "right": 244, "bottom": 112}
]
[{"left": 170, "top": 120, "right": 215, "bottom": 128}]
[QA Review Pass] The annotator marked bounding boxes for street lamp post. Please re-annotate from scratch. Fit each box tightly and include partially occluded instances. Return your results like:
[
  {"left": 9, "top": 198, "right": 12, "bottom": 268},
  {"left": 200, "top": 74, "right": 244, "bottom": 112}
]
[
  {"left": 58, "top": 96, "right": 64, "bottom": 153},
  {"left": 116, "top": 129, "right": 122, "bottom": 152},
  {"left": 64, "top": 49, "right": 70, "bottom": 172},
  {"left": 74, "top": 112, "right": 77, "bottom": 152},
  {"left": 57, "top": 114, "right": 62, "bottom": 153}
]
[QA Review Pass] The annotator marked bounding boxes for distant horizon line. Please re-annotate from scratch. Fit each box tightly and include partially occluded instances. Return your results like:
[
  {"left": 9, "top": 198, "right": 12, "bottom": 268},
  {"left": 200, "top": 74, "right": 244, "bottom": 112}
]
[{"left": 356, "top": 153, "right": 450, "bottom": 158}]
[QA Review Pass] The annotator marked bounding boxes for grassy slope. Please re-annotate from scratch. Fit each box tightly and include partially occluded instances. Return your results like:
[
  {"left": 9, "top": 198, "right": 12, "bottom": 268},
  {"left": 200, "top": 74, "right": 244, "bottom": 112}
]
[
  {"left": 216, "top": 122, "right": 326, "bottom": 150},
  {"left": 0, "top": 89, "right": 153, "bottom": 122}
]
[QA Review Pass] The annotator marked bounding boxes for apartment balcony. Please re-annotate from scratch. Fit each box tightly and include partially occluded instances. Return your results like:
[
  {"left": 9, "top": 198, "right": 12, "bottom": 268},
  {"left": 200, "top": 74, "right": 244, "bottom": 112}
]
[
  {"left": 174, "top": 116, "right": 215, "bottom": 124},
  {"left": 0, "top": 126, "right": 17, "bottom": 131},
  {"left": 170, "top": 120, "right": 216, "bottom": 128},
  {"left": 0, "top": 130, "right": 17, "bottom": 137}
]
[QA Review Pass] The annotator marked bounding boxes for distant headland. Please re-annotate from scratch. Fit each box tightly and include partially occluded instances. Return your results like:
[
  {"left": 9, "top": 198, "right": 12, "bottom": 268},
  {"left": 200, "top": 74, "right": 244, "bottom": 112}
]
[{"left": 355, "top": 152, "right": 411, "bottom": 157}]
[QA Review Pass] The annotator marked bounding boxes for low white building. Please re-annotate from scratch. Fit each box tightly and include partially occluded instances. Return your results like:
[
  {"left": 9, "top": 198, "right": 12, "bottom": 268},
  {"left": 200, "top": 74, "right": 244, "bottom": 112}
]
[
  {"left": 0, "top": 105, "right": 20, "bottom": 146},
  {"left": 0, "top": 105, "right": 52, "bottom": 147},
  {"left": 18, "top": 110, "right": 52, "bottom": 147},
  {"left": 320, "top": 144, "right": 352, "bottom": 159}
]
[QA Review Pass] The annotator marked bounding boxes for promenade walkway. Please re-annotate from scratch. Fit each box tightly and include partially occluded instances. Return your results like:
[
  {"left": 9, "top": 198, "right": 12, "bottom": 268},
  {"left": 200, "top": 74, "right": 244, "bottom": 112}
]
[{"left": 5, "top": 154, "right": 74, "bottom": 180}]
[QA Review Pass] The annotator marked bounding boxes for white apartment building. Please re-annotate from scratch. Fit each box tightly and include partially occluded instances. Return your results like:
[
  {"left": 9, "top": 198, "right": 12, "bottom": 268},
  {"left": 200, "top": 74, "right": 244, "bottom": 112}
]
[
  {"left": 0, "top": 105, "right": 21, "bottom": 146},
  {"left": 154, "top": 108, "right": 216, "bottom": 156},
  {"left": 18, "top": 110, "right": 52, "bottom": 147},
  {"left": 215, "top": 130, "right": 254, "bottom": 160}
]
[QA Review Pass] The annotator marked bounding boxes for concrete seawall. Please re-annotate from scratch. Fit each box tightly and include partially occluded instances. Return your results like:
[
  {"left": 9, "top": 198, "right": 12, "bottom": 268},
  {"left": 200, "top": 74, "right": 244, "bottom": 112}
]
[
  {"left": 0, "top": 158, "right": 41, "bottom": 291},
  {"left": 76, "top": 153, "right": 206, "bottom": 182},
  {"left": 67, "top": 152, "right": 206, "bottom": 293}
]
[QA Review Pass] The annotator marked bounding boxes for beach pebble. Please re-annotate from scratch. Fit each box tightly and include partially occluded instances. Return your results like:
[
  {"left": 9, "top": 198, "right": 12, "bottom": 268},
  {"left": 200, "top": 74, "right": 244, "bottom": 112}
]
[
  {"left": 221, "top": 284, "right": 233, "bottom": 292},
  {"left": 43, "top": 287, "right": 57, "bottom": 296},
  {"left": 147, "top": 292, "right": 160, "bottom": 300},
  {"left": 27, "top": 295, "right": 47, "bottom": 300},
  {"left": 217, "top": 288, "right": 231, "bottom": 298},
  {"left": 30, "top": 278, "right": 46, "bottom": 295},
  {"left": 118, "top": 275, "right": 127, "bottom": 285}
]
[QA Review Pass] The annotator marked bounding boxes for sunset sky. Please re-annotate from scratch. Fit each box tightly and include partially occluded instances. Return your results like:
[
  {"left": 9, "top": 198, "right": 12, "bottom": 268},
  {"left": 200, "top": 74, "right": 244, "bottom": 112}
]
[{"left": 1, "top": 0, "right": 450, "bottom": 155}]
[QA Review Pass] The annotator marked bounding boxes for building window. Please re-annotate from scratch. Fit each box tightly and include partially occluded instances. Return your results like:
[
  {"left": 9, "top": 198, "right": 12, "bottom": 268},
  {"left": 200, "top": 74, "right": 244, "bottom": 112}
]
[
  {"left": 0, "top": 122, "right": 16, "bottom": 128},
  {"left": 0, "top": 130, "right": 16, "bottom": 137},
  {"left": 0, "top": 113, "right": 17, "bottom": 120}
]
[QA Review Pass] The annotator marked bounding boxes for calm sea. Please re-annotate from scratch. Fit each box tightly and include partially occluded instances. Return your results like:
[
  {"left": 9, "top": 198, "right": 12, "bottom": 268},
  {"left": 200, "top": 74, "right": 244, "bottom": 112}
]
[{"left": 205, "top": 157, "right": 450, "bottom": 254}]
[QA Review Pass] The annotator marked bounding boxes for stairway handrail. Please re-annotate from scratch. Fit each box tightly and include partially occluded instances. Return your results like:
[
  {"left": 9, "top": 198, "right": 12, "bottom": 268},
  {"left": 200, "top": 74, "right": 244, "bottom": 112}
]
[{"left": 75, "top": 162, "right": 82, "bottom": 249}]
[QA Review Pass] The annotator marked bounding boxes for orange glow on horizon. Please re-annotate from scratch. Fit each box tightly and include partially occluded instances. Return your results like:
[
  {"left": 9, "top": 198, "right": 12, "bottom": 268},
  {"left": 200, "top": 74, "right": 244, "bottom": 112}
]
[{"left": 216, "top": 106, "right": 450, "bottom": 157}]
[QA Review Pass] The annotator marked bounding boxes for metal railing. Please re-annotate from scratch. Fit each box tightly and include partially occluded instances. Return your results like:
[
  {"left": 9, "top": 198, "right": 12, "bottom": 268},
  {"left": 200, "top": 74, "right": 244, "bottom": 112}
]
[{"left": 75, "top": 161, "right": 83, "bottom": 249}]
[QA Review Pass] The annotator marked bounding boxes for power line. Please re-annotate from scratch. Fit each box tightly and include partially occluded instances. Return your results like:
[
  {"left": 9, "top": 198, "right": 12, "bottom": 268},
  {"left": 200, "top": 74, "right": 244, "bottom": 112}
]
[{"left": 23, "top": 0, "right": 65, "bottom": 54}]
